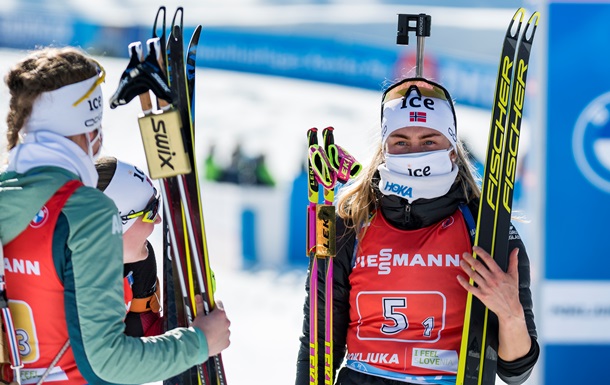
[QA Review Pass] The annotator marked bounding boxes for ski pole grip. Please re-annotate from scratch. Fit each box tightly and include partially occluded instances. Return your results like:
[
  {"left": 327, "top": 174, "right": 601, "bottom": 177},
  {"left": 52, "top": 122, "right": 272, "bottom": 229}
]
[{"left": 315, "top": 205, "right": 336, "bottom": 258}]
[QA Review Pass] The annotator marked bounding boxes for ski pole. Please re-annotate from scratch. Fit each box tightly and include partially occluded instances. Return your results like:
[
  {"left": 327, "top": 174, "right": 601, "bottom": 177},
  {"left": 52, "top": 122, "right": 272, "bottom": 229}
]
[
  {"left": 306, "top": 128, "right": 320, "bottom": 385},
  {"left": 396, "top": 13, "right": 431, "bottom": 77},
  {"left": 320, "top": 128, "right": 337, "bottom": 385},
  {"left": 307, "top": 127, "right": 336, "bottom": 385},
  {"left": 0, "top": 246, "right": 23, "bottom": 385}
]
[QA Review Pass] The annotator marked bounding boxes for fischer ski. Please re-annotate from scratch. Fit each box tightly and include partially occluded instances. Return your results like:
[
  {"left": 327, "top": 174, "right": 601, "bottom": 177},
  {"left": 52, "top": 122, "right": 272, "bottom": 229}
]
[
  {"left": 306, "top": 127, "right": 361, "bottom": 385},
  {"left": 456, "top": 8, "right": 540, "bottom": 385},
  {"left": 109, "top": 6, "right": 227, "bottom": 385}
]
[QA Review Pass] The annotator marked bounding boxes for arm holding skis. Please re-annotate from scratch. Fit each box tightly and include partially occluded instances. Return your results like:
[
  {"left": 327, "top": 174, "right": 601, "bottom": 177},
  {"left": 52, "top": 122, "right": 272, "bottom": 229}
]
[
  {"left": 457, "top": 225, "right": 539, "bottom": 384},
  {"left": 62, "top": 190, "right": 228, "bottom": 384}
]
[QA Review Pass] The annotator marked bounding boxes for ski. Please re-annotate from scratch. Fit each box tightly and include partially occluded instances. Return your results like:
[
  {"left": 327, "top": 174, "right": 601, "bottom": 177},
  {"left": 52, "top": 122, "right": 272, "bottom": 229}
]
[
  {"left": 186, "top": 25, "right": 202, "bottom": 117},
  {"left": 456, "top": 8, "right": 540, "bottom": 385},
  {"left": 109, "top": 5, "right": 227, "bottom": 385},
  {"left": 166, "top": 10, "right": 228, "bottom": 385}
]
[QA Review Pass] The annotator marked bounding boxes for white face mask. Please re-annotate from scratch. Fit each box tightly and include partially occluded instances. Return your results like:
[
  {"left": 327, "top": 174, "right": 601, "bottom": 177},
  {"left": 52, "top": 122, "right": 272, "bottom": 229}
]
[
  {"left": 384, "top": 148, "right": 454, "bottom": 176},
  {"left": 378, "top": 148, "right": 458, "bottom": 203},
  {"left": 86, "top": 129, "right": 103, "bottom": 161}
]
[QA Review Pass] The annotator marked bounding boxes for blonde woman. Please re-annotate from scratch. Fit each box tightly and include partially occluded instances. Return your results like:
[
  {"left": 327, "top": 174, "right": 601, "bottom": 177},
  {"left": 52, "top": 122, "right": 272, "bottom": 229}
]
[{"left": 295, "top": 78, "right": 538, "bottom": 385}]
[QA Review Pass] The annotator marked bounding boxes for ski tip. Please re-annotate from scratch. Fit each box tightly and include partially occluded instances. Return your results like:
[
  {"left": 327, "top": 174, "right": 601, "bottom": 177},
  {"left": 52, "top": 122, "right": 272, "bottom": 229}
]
[
  {"left": 153, "top": 6, "right": 166, "bottom": 37},
  {"left": 528, "top": 11, "right": 541, "bottom": 27},
  {"left": 522, "top": 11, "right": 541, "bottom": 43},
  {"left": 513, "top": 7, "right": 526, "bottom": 22},
  {"left": 508, "top": 8, "right": 526, "bottom": 38}
]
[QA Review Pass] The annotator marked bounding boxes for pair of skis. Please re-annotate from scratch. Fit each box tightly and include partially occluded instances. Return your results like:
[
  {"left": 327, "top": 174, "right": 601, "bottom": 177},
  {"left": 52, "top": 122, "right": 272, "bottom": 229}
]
[
  {"left": 456, "top": 8, "right": 540, "bottom": 385},
  {"left": 306, "top": 127, "right": 361, "bottom": 385},
  {"left": 110, "top": 6, "right": 226, "bottom": 385}
]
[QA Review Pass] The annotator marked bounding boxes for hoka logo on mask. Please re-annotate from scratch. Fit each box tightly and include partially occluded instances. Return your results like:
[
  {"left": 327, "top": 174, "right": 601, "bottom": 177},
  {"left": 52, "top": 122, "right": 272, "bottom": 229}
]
[{"left": 383, "top": 181, "right": 412, "bottom": 198}]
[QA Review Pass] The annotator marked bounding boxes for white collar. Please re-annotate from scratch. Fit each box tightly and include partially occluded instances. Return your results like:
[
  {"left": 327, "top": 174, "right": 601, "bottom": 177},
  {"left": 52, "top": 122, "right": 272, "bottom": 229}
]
[{"left": 8, "top": 130, "right": 99, "bottom": 187}]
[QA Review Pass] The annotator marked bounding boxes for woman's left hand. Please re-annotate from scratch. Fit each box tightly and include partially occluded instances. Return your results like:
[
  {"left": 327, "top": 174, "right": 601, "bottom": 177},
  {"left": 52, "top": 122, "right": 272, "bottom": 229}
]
[
  {"left": 457, "top": 246, "right": 524, "bottom": 321},
  {"left": 457, "top": 246, "right": 532, "bottom": 360}
]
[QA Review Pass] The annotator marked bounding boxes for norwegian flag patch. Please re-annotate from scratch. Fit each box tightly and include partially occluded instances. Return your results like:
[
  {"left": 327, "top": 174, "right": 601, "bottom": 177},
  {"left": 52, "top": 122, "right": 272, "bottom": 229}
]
[{"left": 410, "top": 111, "right": 427, "bottom": 122}]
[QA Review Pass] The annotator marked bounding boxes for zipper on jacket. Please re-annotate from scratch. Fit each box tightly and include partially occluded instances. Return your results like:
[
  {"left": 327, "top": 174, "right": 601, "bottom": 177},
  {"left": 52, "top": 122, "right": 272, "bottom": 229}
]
[{"left": 404, "top": 203, "right": 411, "bottom": 224}]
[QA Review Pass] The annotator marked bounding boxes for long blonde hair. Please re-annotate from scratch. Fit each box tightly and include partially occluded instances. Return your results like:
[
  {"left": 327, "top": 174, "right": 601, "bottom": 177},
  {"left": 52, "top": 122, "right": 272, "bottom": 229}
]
[{"left": 4, "top": 47, "right": 99, "bottom": 150}]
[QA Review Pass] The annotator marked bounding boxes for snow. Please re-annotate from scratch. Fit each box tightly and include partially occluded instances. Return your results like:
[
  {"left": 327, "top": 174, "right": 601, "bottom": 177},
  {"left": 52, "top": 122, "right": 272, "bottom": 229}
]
[{"left": 0, "top": 47, "right": 535, "bottom": 384}]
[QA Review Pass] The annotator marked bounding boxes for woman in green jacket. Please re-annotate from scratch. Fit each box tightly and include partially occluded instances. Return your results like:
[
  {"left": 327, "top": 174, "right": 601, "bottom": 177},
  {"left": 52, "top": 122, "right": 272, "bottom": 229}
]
[{"left": 0, "top": 47, "right": 230, "bottom": 385}]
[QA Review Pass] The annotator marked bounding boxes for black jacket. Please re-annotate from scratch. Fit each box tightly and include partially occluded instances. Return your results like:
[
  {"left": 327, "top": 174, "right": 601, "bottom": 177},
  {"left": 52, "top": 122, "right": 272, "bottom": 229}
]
[{"left": 295, "top": 183, "right": 539, "bottom": 385}]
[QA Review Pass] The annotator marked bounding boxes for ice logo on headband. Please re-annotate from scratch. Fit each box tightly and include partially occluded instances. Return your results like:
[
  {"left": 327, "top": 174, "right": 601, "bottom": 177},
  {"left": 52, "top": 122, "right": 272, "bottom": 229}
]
[
  {"left": 84, "top": 94, "right": 103, "bottom": 128},
  {"left": 573, "top": 91, "right": 610, "bottom": 193},
  {"left": 381, "top": 85, "right": 456, "bottom": 148}
]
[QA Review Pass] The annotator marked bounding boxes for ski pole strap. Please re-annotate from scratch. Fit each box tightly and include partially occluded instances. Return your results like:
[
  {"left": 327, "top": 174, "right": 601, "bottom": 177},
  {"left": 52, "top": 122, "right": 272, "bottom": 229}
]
[
  {"left": 109, "top": 38, "right": 173, "bottom": 109},
  {"left": 458, "top": 202, "right": 476, "bottom": 245},
  {"left": 307, "top": 128, "right": 320, "bottom": 204},
  {"left": 308, "top": 145, "right": 336, "bottom": 190},
  {"left": 322, "top": 127, "right": 362, "bottom": 184},
  {"left": 331, "top": 144, "right": 362, "bottom": 184}
]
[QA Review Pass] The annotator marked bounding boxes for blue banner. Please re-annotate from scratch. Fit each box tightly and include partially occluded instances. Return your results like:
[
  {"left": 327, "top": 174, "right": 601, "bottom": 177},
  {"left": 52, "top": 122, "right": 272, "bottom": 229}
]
[{"left": 542, "top": 2, "right": 610, "bottom": 383}]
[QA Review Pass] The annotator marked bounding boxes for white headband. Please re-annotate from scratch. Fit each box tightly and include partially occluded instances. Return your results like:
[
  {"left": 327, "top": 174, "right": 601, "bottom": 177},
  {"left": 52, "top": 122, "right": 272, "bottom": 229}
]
[
  {"left": 103, "top": 160, "right": 156, "bottom": 232},
  {"left": 24, "top": 73, "right": 104, "bottom": 137},
  {"left": 381, "top": 90, "right": 457, "bottom": 148}
]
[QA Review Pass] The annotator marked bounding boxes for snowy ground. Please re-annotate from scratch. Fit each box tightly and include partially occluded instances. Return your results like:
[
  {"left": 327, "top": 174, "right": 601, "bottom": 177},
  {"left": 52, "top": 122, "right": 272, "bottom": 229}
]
[{"left": 0, "top": 49, "right": 537, "bottom": 384}]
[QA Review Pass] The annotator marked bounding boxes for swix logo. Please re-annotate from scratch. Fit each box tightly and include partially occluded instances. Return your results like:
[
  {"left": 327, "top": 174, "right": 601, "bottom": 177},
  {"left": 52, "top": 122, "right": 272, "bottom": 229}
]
[
  {"left": 30, "top": 206, "right": 49, "bottom": 228},
  {"left": 151, "top": 117, "right": 176, "bottom": 170},
  {"left": 355, "top": 248, "right": 460, "bottom": 275},
  {"left": 383, "top": 181, "right": 412, "bottom": 198}
]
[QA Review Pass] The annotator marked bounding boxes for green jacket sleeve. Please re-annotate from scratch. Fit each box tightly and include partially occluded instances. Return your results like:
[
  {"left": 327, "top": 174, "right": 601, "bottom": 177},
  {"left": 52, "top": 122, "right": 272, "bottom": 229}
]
[{"left": 61, "top": 186, "right": 208, "bottom": 384}]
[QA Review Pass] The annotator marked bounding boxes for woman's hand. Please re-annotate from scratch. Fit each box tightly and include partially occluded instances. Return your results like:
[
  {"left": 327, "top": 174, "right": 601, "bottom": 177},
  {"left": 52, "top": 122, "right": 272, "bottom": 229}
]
[{"left": 457, "top": 246, "right": 531, "bottom": 361}]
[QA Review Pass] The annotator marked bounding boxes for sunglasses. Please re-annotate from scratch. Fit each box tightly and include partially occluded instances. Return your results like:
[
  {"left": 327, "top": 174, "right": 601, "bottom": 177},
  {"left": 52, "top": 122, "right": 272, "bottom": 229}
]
[
  {"left": 382, "top": 77, "right": 454, "bottom": 103},
  {"left": 121, "top": 190, "right": 160, "bottom": 223}
]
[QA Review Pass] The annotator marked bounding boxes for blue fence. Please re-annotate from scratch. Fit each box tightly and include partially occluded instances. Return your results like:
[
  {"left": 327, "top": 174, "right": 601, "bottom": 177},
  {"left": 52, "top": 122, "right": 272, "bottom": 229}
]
[{"left": 0, "top": 8, "right": 498, "bottom": 110}]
